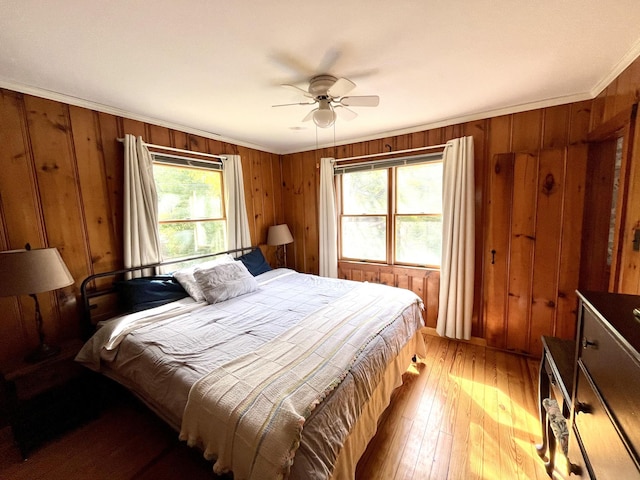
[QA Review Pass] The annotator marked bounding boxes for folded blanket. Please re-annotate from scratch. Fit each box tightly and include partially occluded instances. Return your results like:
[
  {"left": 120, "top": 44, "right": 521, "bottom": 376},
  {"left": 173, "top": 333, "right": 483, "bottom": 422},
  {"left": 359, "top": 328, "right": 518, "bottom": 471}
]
[{"left": 179, "top": 282, "right": 421, "bottom": 480}]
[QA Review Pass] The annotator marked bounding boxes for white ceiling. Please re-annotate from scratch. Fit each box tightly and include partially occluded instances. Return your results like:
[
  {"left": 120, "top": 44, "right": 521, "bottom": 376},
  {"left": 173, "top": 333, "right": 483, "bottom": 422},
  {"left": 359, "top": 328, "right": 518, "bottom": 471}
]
[{"left": 2, "top": 1, "right": 640, "bottom": 155}]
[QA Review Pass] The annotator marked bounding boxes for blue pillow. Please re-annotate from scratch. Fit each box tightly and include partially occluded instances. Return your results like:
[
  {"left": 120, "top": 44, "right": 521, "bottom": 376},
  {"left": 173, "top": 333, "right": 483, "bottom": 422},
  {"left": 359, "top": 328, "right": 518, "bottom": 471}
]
[
  {"left": 115, "top": 275, "right": 189, "bottom": 312},
  {"left": 236, "top": 248, "right": 272, "bottom": 276}
]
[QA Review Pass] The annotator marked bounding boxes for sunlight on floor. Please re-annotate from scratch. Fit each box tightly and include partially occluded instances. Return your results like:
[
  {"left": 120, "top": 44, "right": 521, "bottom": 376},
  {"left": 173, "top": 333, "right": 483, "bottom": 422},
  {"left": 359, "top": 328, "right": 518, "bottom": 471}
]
[
  {"left": 469, "top": 422, "right": 485, "bottom": 478},
  {"left": 450, "top": 372, "right": 545, "bottom": 479}
]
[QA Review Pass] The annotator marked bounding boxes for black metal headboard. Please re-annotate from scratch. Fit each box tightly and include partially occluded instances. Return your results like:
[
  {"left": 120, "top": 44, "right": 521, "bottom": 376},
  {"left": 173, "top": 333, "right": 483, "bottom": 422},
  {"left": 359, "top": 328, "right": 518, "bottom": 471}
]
[{"left": 80, "top": 246, "right": 258, "bottom": 336}]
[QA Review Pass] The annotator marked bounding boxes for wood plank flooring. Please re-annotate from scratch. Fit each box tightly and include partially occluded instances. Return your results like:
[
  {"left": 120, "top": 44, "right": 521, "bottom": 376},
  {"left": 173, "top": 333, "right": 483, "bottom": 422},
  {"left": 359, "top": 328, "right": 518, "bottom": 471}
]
[{"left": 0, "top": 335, "right": 563, "bottom": 480}]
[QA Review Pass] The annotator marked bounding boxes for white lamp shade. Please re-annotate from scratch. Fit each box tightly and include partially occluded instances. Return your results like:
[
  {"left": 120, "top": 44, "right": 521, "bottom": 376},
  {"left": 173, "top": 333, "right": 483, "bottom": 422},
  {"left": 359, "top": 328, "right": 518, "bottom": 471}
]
[
  {"left": 0, "top": 248, "right": 74, "bottom": 296},
  {"left": 267, "top": 224, "right": 294, "bottom": 246},
  {"left": 313, "top": 99, "right": 336, "bottom": 128}
]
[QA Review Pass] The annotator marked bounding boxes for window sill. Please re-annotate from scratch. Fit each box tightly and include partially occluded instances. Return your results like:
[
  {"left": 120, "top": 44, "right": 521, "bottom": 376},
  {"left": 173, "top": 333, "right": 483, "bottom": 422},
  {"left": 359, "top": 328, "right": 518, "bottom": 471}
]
[{"left": 338, "top": 260, "right": 440, "bottom": 274}]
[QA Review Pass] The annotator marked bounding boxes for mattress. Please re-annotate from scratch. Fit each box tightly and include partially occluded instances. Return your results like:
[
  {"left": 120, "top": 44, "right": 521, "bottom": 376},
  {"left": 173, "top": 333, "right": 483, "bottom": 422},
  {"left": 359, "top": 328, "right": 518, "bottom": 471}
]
[{"left": 76, "top": 268, "right": 425, "bottom": 479}]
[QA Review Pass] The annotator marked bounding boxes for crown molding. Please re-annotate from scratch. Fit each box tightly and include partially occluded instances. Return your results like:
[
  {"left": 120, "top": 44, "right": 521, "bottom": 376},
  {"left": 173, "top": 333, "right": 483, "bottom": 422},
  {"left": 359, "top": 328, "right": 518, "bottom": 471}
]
[
  {"left": 590, "top": 38, "right": 640, "bottom": 98},
  {"left": 282, "top": 91, "right": 593, "bottom": 155},
  {"left": 0, "top": 79, "right": 279, "bottom": 155}
]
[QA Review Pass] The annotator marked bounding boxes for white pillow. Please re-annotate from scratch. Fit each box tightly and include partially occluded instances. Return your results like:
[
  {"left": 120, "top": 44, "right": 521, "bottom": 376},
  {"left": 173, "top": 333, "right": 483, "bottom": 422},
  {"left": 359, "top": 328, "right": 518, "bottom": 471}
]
[
  {"left": 173, "top": 254, "right": 235, "bottom": 301},
  {"left": 193, "top": 261, "right": 258, "bottom": 304}
]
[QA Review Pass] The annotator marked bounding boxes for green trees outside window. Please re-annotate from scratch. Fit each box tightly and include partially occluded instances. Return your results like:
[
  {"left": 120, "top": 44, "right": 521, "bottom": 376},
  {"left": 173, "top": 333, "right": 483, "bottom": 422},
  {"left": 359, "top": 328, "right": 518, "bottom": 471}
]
[
  {"left": 340, "top": 161, "right": 442, "bottom": 267},
  {"left": 153, "top": 163, "right": 226, "bottom": 260}
]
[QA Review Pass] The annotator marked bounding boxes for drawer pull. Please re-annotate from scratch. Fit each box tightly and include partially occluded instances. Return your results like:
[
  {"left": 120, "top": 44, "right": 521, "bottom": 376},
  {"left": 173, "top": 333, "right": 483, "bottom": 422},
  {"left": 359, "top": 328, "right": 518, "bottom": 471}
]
[
  {"left": 568, "top": 462, "right": 582, "bottom": 475},
  {"left": 576, "top": 402, "right": 592, "bottom": 414},
  {"left": 581, "top": 337, "right": 597, "bottom": 349}
]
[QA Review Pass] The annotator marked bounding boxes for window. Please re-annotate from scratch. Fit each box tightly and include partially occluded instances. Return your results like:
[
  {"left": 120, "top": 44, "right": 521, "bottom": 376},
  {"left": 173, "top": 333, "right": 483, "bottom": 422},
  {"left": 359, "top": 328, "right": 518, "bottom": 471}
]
[
  {"left": 338, "top": 156, "right": 442, "bottom": 267},
  {"left": 153, "top": 156, "right": 226, "bottom": 261}
]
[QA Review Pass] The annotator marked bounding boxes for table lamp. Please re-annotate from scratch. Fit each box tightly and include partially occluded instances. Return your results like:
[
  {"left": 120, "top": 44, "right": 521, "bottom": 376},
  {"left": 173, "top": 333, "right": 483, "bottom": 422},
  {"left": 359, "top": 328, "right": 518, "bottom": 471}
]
[
  {"left": 0, "top": 245, "right": 74, "bottom": 363},
  {"left": 267, "top": 224, "right": 293, "bottom": 268}
]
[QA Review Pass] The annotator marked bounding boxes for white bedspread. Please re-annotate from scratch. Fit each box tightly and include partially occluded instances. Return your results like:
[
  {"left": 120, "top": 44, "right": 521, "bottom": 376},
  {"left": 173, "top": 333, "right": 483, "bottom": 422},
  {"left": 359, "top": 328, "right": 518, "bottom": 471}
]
[
  {"left": 179, "top": 282, "right": 421, "bottom": 479},
  {"left": 75, "top": 269, "right": 425, "bottom": 479}
]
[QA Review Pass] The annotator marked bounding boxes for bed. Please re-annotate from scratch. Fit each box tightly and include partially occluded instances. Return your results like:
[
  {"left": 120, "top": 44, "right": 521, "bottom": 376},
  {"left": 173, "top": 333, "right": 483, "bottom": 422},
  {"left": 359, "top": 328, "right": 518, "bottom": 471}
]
[{"left": 76, "top": 248, "right": 426, "bottom": 479}]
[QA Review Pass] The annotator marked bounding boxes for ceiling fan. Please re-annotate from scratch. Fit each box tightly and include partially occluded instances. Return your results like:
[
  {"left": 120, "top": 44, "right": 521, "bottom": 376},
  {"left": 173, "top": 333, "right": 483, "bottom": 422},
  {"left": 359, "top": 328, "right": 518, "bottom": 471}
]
[{"left": 273, "top": 75, "right": 379, "bottom": 128}]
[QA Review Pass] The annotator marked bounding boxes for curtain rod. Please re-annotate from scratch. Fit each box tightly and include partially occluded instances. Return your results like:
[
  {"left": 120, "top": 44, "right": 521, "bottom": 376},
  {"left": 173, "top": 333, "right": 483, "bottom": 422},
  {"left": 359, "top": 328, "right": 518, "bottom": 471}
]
[
  {"left": 117, "top": 137, "right": 226, "bottom": 160},
  {"left": 335, "top": 144, "right": 448, "bottom": 163}
]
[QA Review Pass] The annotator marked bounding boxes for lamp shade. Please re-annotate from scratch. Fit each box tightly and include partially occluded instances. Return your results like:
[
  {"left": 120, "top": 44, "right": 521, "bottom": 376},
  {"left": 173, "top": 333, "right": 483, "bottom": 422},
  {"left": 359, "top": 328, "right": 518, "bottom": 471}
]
[
  {"left": 267, "top": 224, "right": 294, "bottom": 246},
  {"left": 0, "top": 248, "right": 74, "bottom": 297},
  {"left": 313, "top": 100, "right": 336, "bottom": 128}
]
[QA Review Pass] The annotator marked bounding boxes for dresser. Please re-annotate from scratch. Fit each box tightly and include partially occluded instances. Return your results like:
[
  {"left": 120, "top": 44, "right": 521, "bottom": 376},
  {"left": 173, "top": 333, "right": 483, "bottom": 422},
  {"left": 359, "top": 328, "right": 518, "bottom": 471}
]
[{"left": 570, "top": 291, "right": 640, "bottom": 479}]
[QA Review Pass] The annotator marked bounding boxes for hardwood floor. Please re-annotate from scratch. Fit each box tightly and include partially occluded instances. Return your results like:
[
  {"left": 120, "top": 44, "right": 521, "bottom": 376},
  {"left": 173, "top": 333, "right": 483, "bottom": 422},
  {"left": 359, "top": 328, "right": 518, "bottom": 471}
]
[
  {"left": 356, "top": 335, "right": 556, "bottom": 480},
  {"left": 0, "top": 335, "right": 563, "bottom": 479}
]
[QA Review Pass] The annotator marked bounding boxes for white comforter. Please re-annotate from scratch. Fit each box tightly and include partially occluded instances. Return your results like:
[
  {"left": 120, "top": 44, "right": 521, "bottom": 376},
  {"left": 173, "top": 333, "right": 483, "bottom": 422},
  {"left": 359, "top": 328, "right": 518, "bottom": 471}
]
[{"left": 76, "top": 269, "right": 424, "bottom": 479}]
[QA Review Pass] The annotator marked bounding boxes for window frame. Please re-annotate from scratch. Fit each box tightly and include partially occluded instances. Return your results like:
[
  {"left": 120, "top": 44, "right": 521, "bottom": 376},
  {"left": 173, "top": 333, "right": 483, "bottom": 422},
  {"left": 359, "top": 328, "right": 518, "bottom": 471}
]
[
  {"left": 151, "top": 153, "right": 227, "bottom": 262},
  {"left": 337, "top": 153, "right": 443, "bottom": 268}
]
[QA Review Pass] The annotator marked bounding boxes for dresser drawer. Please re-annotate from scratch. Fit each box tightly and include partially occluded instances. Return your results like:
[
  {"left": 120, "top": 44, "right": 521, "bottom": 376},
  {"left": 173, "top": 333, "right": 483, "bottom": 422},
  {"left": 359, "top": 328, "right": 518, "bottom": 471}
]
[
  {"left": 568, "top": 428, "right": 590, "bottom": 479},
  {"left": 580, "top": 305, "right": 640, "bottom": 456},
  {"left": 574, "top": 367, "right": 640, "bottom": 480}
]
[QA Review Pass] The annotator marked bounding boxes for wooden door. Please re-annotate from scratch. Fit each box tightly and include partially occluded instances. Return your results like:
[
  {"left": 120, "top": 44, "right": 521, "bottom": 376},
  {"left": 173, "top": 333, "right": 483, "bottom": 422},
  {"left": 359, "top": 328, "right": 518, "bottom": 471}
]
[
  {"left": 483, "top": 146, "right": 588, "bottom": 355},
  {"left": 614, "top": 113, "right": 640, "bottom": 294},
  {"left": 580, "top": 138, "right": 619, "bottom": 292}
]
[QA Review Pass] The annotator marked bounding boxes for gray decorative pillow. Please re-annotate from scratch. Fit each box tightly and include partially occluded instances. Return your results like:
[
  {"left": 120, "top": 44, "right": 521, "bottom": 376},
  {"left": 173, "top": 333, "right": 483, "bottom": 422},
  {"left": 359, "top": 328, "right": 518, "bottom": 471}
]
[
  {"left": 173, "top": 254, "right": 235, "bottom": 301},
  {"left": 193, "top": 261, "right": 258, "bottom": 304}
]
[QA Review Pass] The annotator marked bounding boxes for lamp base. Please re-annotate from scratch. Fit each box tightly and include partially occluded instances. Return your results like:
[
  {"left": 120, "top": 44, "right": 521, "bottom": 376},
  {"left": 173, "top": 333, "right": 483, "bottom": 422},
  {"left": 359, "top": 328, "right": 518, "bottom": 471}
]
[{"left": 24, "top": 343, "right": 61, "bottom": 363}]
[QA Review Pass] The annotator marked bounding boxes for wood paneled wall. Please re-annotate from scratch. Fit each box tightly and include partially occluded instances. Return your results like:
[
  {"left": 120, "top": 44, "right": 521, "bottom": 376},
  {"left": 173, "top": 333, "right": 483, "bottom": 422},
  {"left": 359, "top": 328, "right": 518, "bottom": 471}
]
[
  {"left": 597, "top": 60, "right": 640, "bottom": 295},
  {"left": 338, "top": 262, "right": 440, "bottom": 328},
  {"left": 282, "top": 105, "right": 591, "bottom": 351},
  {"left": 281, "top": 54, "right": 640, "bottom": 354},
  {"left": 0, "top": 89, "right": 282, "bottom": 365},
  {"left": 1, "top": 53, "right": 640, "bottom": 363}
]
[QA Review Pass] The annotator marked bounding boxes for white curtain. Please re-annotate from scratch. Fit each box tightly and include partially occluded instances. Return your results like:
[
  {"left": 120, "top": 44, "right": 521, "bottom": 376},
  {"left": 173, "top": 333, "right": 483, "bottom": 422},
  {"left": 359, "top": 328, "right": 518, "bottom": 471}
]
[
  {"left": 123, "top": 134, "right": 161, "bottom": 277},
  {"left": 223, "top": 155, "right": 252, "bottom": 251},
  {"left": 437, "top": 136, "right": 475, "bottom": 340},
  {"left": 319, "top": 157, "right": 338, "bottom": 278}
]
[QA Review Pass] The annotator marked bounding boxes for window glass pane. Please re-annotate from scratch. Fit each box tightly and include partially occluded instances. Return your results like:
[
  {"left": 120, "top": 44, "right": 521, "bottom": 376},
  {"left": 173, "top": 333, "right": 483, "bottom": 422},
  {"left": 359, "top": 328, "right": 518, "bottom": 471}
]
[
  {"left": 395, "top": 215, "right": 441, "bottom": 266},
  {"left": 154, "top": 164, "right": 223, "bottom": 221},
  {"left": 159, "top": 220, "right": 226, "bottom": 259},
  {"left": 341, "top": 216, "right": 386, "bottom": 262},
  {"left": 342, "top": 170, "right": 388, "bottom": 214},
  {"left": 397, "top": 162, "right": 442, "bottom": 214}
]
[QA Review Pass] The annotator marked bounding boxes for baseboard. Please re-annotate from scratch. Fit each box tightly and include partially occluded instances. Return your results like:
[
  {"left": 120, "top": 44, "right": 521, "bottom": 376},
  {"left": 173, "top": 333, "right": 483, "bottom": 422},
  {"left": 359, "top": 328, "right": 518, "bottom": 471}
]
[{"left": 422, "top": 326, "right": 487, "bottom": 347}]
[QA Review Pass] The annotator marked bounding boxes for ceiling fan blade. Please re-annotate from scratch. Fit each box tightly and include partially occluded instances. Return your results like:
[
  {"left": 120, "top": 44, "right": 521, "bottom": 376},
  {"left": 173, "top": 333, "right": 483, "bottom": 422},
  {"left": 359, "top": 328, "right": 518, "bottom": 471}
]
[
  {"left": 317, "top": 47, "right": 342, "bottom": 73},
  {"left": 334, "top": 105, "right": 358, "bottom": 121},
  {"left": 270, "top": 51, "right": 317, "bottom": 78},
  {"left": 272, "top": 101, "right": 316, "bottom": 107},
  {"left": 302, "top": 108, "right": 317, "bottom": 122},
  {"left": 327, "top": 77, "right": 356, "bottom": 97},
  {"left": 340, "top": 95, "right": 380, "bottom": 107},
  {"left": 281, "top": 84, "right": 313, "bottom": 98}
]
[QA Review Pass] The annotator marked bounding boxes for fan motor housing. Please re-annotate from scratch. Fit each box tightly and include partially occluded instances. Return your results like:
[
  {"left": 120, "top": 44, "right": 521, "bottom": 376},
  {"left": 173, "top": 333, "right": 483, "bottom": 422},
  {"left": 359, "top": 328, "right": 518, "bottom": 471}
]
[{"left": 309, "top": 75, "right": 337, "bottom": 97}]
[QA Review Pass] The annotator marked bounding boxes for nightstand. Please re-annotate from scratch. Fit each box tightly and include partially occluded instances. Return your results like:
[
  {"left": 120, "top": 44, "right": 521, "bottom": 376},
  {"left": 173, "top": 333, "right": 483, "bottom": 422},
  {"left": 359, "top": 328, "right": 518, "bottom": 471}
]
[{"left": 1, "top": 339, "right": 99, "bottom": 458}]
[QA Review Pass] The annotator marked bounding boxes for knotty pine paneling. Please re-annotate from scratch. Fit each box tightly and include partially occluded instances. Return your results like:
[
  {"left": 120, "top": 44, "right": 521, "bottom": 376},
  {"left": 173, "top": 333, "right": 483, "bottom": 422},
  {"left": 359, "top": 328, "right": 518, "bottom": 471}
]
[
  {"left": 23, "top": 96, "right": 88, "bottom": 338},
  {"left": 505, "top": 152, "right": 538, "bottom": 353},
  {"left": 483, "top": 153, "right": 514, "bottom": 349},
  {"left": 617, "top": 110, "right": 640, "bottom": 293},
  {"left": 580, "top": 139, "right": 618, "bottom": 292},
  {"left": 338, "top": 262, "right": 440, "bottom": 328},
  {"left": 528, "top": 148, "right": 567, "bottom": 356},
  {"left": 0, "top": 90, "right": 47, "bottom": 362},
  {"left": 0, "top": 89, "right": 283, "bottom": 365},
  {"left": 2, "top": 52, "right": 640, "bottom": 363},
  {"left": 556, "top": 145, "right": 588, "bottom": 340},
  {"left": 284, "top": 102, "right": 593, "bottom": 350},
  {"left": 594, "top": 55, "right": 640, "bottom": 295},
  {"left": 70, "top": 106, "right": 119, "bottom": 277}
]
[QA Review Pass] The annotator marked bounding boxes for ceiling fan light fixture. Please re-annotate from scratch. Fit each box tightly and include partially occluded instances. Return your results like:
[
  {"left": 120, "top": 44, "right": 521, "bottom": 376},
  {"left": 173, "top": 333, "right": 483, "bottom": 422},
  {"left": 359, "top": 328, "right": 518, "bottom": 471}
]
[
  {"left": 313, "top": 99, "right": 336, "bottom": 128},
  {"left": 276, "top": 75, "right": 378, "bottom": 127}
]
